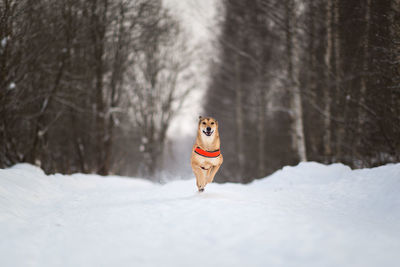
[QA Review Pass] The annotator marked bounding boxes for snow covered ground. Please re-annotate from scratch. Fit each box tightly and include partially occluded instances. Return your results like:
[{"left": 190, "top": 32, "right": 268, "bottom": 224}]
[{"left": 1, "top": 162, "right": 399, "bottom": 267}]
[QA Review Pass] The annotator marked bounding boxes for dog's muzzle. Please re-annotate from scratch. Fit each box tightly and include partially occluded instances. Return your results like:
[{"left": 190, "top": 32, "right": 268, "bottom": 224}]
[{"left": 203, "top": 130, "right": 213, "bottom": 136}]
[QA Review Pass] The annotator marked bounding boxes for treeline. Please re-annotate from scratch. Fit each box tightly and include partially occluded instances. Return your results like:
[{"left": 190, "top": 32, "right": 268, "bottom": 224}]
[
  {"left": 207, "top": 0, "right": 400, "bottom": 183},
  {"left": 0, "top": 0, "right": 193, "bottom": 177}
]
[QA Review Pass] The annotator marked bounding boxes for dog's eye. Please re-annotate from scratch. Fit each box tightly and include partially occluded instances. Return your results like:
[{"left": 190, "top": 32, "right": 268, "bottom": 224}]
[
  {"left": 202, "top": 122, "right": 206, "bottom": 125},
  {"left": 211, "top": 122, "right": 214, "bottom": 125}
]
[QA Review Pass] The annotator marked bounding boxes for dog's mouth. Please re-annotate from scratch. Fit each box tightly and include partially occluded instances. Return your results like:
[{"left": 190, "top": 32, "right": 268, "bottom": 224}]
[{"left": 203, "top": 130, "right": 214, "bottom": 136}]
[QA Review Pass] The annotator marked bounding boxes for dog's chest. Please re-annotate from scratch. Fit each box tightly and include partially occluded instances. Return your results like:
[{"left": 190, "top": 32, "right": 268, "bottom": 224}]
[{"left": 196, "top": 154, "right": 220, "bottom": 167}]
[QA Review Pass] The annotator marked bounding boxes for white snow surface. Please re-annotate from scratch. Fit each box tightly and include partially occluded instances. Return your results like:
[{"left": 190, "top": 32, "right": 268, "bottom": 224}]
[{"left": 1, "top": 162, "right": 399, "bottom": 267}]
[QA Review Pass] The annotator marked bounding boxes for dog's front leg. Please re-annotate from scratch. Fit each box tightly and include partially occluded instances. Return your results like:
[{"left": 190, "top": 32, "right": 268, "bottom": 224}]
[{"left": 206, "top": 162, "right": 222, "bottom": 184}]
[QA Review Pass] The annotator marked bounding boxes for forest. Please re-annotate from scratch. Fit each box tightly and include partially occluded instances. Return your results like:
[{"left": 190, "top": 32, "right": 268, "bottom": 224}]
[
  {"left": 0, "top": 0, "right": 196, "bottom": 178},
  {"left": 1, "top": 0, "right": 399, "bottom": 183},
  {"left": 208, "top": 0, "right": 400, "bottom": 182}
]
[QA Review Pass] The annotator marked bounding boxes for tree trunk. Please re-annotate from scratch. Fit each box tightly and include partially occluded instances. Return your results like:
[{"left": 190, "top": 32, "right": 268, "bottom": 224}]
[
  {"left": 91, "top": 0, "right": 108, "bottom": 175},
  {"left": 285, "top": 0, "right": 307, "bottom": 162},
  {"left": 257, "top": 85, "right": 266, "bottom": 177},
  {"left": 306, "top": 0, "right": 319, "bottom": 157},
  {"left": 235, "top": 53, "right": 245, "bottom": 180},
  {"left": 332, "top": 0, "right": 344, "bottom": 161},
  {"left": 357, "top": 0, "right": 371, "bottom": 156},
  {"left": 323, "top": 0, "right": 333, "bottom": 162},
  {"left": 103, "top": 3, "right": 125, "bottom": 175}
]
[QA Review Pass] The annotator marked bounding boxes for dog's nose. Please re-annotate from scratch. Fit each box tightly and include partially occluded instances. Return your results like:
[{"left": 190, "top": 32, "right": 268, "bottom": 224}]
[{"left": 206, "top": 127, "right": 211, "bottom": 131}]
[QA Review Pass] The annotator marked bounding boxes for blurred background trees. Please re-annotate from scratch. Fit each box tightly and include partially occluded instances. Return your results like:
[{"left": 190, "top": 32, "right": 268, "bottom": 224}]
[
  {"left": 1, "top": 0, "right": 399, "bottom": 182},
  {"left": 0, "top": 0, "right": 194, "bottom": 178},
  {"left": 206, "top": 0, "right": 400, "bottom": 182}
]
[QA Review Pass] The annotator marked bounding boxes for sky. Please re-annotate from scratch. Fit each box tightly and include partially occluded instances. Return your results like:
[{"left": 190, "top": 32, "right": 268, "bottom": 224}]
[{"left": 164, "top": 0, "right": 218, "bottom": 44}]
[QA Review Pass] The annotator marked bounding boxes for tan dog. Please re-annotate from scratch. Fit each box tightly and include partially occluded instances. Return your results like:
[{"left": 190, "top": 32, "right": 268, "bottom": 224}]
[{"left": 191, "top": 116, "right": 223, "bottom": 192}]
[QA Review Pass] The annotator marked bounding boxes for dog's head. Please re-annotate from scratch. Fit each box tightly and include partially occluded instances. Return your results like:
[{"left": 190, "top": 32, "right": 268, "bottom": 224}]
[{"left": 198, "top": 116, "right": 218, "bottom": 137}]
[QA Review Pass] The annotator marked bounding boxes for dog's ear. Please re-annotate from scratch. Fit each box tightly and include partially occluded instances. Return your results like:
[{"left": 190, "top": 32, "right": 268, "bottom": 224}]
[{"left": 198, "top": 116, "right": 203, "bottom": 120}]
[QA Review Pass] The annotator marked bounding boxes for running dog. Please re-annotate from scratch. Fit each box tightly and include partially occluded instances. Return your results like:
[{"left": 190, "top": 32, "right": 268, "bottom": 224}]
[{"left": 191, "top": 116, "right": 223, "bottom": 192}]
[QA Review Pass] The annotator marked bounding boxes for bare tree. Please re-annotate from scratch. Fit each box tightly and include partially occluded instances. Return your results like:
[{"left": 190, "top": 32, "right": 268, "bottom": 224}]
[
  {"left": 284, "top": 0, "right": 307, "bottom": 162},
  {"left": 128, "top": 2, "right": 193, "bottom": 177}
]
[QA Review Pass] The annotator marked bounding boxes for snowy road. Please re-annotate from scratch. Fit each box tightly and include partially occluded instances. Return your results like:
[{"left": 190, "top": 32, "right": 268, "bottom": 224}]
[{"left": 1, "top": 163, "right": 400, "bottom": 267}]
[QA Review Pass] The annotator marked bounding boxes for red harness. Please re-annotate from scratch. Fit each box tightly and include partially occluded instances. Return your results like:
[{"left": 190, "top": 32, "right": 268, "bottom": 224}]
[{"left": 194, "top": 147, "right": 221, "bottom": 158}]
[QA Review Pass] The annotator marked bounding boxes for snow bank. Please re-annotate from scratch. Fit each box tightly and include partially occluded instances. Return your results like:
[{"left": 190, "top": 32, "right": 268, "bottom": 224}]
[{"left": 0, "top": 162, "right": 399, "bottom": 267}]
